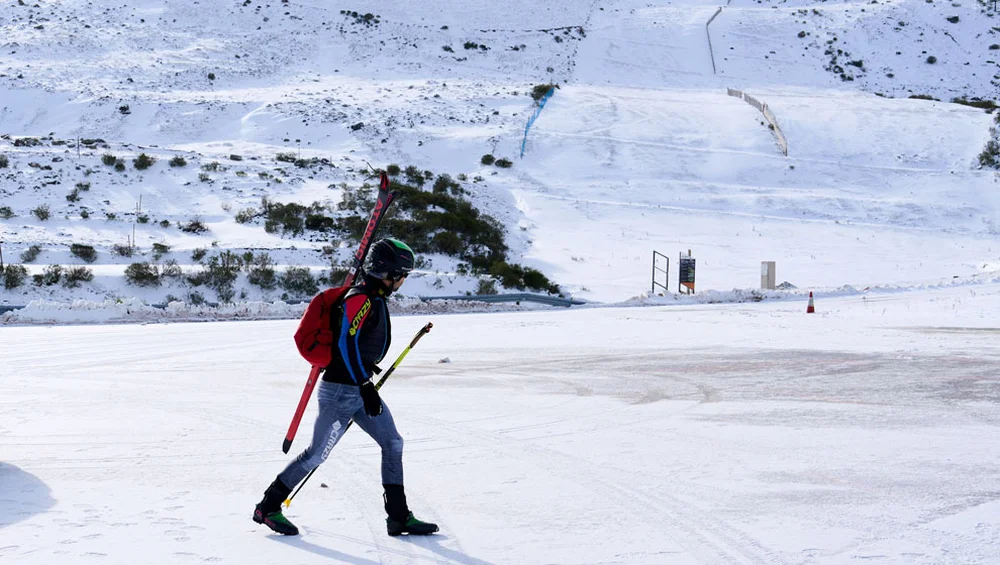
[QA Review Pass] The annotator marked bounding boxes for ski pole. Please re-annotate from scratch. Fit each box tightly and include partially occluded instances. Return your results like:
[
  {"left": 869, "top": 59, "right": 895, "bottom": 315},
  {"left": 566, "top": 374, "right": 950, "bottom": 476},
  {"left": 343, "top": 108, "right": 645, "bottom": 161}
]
[{"left": 284, "top": 322, "right": 433, "bottom": 508}]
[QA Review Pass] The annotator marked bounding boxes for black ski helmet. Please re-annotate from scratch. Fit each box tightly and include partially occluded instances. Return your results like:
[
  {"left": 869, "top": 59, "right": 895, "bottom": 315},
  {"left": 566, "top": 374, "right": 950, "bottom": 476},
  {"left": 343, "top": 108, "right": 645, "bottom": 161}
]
[{"left": 364, "top": 238, "right": 415, "bottom": 280}]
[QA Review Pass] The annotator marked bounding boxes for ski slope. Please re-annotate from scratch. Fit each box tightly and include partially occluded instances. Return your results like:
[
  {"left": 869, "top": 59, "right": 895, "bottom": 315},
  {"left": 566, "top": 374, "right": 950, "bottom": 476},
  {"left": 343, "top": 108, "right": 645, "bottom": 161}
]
[
  {"left": 1, "top": 0, "right": 999, "bottom": 305},
  {"left": 2, "top": 284, "right": 1000, "bottom": 564}
]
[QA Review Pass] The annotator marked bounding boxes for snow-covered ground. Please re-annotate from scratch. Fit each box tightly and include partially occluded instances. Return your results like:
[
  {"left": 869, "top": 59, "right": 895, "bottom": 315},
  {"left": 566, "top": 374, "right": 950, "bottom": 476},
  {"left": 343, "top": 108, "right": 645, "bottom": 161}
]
[{"left": 2, "top": 283, "right": 999, "bottom": 564}]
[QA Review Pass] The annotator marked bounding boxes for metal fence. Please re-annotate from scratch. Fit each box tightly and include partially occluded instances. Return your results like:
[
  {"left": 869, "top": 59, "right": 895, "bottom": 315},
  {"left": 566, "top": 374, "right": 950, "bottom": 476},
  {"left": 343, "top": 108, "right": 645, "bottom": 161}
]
[
  {"left": 419, "top": 293, "right": 585, "bottom": 307},
  {"left": 727, "top": 87, "right": 789, "bottom": 156},
  {"left": 706, "top": 7, "right": 724, "bottom": 75}
]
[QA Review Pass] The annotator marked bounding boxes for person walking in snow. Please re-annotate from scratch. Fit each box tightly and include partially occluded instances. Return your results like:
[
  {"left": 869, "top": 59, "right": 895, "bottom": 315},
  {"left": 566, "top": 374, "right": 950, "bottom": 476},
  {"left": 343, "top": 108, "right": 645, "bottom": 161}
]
[{"left": 253, "top": 238, "right": 438, "bottom": 537}]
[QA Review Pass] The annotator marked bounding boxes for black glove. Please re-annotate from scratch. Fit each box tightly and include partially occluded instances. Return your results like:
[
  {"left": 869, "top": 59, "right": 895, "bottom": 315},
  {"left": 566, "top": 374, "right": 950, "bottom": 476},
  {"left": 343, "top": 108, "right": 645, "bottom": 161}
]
[{"left": 360, "top": 380, "right": 383, "bottom": 417}]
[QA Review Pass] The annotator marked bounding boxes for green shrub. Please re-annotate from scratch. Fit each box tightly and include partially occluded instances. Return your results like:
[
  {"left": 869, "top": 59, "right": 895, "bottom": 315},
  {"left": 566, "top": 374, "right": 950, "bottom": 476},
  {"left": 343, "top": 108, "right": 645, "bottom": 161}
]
[
  {"left": 20, "top": 245, "right": 41, "bottom": 263},
  {"left": 978, "top": 138, "right": 1000, "bottom": 169},
  {"left": 112, "top": 243, "right": 134, "bottom": 257},
  {"left": 70, "top": 243, "right": 98, "bottom": 263},
  {"left": 495, "top": 158, "right": 513, "bottom": 168},
  {"left": 279, "top": 266, "right": 318, "bottom": 298},
  {"left": 530, "top": 83, "right": 557, "bottom": 102},
  {"left": 430, "top": 231, "right": 464, "bottom": 255},
  {"left": 125, "top": 262, "right": 161, "bottom": 287},
  {"left": 327, "top": 260, "right": 350, "bottom": 286},
  {"left": 235, "top": 208, "right": 257, "bottom": 224},
  {"left": 247, "top": 253, "right": 278, "bottom": 290},
  {"left": 404, "top": 165, "right": 426, "bottom": 186},
  {"left": 476, "top": 278, "right": 498, "bottom": 295},
  {"left": 80, "top": 209, "right": 90, "bottom": 219},
  {"left": 488, "top": 261, "right": 560, "bottom": 294},
  {"left": 202, "top": 161, "right": 222, "bottom": 172},
  {"left": 137, "top": 215, "right": 149, "bottom": 224},
  {"left": 263, "top": 200, "right": 308, "bottom": 236},
  {"left": 102, "top": 153, "right": 117, "bottom": 166},
  {"left": 952, "top": 97, "right": 997, "bottom": 112},
  {"left": 386, "top": 163, "right": 401, "bottom": 175},
  {"left": 480, "top": 154, "right": 495, "bottom": 165},
  {"left": 305, "top": 213, "right": 335, "bottom": 231},
  {"left": 193, "top": 251, "right": 242, "bottom": 302},
  {"left": 114, "top": 160, "right": 126, "bottom": 172},
  {"left": 0, "top": 206, "right": 13, "bottom": 219},
  {"left": 66, "top": 189, "right": 81, "bottom": 202},
  {"left": 909, "top": 94, "right": 938, "bottom": 101},
  {"left": 275, "top": 152, "right": 296, "bottom": 163},
  {"left": 62, "top": 266, "right": 94, "bottom": 288},
  {"left": 191, "top": 248, "right": 208, "bottom": 262},
  {"left": 161, "top": 259, "right": 183, "bottom": 280},
  {"left": 3, "top": 264, "right": 29, "bottom": 289},
  {"left": 180, "top": 218, "right": 209, "bottom": 234},
  {"left": 133, "top": 153, "right": 155, "bottom": 170},
  {"left": 13, "top": 137, "right": 41, "bottom": 147},
  {"left": 169, "top": 155, "right": 187, "bottom": 167},
  {"left": 159, "top": 219, "right": 171, "bottom": 228},
  {"left": 432, "top": 174, "right": 454, "bottom": 194},
  {"left": 152, "top": 242, "right": 171, "bottom": 259},
  {"left": 75, "top": 182, "right": 91, "bottom": 191},
  {"left": 32, "top": 205, "right": 51, "bottom": 221},
  {"left": 198, "top": 172, "right": 211, "bottom": 183},
  {"left": 38, "top": 264, "right": 63, "bottom": 286}
]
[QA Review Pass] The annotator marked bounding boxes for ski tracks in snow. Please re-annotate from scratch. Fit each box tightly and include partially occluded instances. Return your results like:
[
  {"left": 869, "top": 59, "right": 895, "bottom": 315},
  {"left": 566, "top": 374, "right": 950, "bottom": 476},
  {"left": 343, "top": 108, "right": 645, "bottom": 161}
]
[{"left": 408, "top": 410, "right": 780, "bottom": 565}]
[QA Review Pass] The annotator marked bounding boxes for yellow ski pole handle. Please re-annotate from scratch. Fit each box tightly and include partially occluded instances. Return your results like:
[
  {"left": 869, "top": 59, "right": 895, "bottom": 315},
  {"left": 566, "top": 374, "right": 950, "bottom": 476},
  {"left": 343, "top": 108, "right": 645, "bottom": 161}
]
[{"left": 284, "top": 322, "right": 433, "bottom": 508}]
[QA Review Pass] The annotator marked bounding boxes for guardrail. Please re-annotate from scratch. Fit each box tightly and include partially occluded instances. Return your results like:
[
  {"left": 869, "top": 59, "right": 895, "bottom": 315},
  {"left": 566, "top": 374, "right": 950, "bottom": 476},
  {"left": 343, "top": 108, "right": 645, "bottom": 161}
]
[
  {"left": 419, "top": 293, "right": 585, "bottom": 307},
  {"left": 1, "top": 293, "right": 585, "bottom": 315}
]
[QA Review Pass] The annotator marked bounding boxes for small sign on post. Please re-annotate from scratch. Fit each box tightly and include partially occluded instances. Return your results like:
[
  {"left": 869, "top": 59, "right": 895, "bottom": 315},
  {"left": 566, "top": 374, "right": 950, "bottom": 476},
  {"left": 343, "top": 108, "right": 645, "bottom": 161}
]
[
  {"left": 761, "top": 261, "right": 776, "bottom": 290},
  {"left": 678, "top": 250, "right": 696, "bottom": 294}
]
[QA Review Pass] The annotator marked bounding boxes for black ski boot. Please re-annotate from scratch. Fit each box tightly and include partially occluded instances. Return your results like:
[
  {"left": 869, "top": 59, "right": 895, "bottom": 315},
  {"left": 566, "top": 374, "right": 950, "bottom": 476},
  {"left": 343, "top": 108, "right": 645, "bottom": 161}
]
[
  {"left": 384, "top": 484, "right": 438, "bottom": 536},
  {"left": 253, "top": 478, "right": 299, "bottom": 535}
]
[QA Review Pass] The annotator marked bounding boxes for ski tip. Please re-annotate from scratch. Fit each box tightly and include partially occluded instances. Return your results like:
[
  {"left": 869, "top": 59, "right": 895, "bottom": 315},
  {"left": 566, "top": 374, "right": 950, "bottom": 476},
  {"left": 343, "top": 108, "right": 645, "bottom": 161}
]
[{"left": 282, "top": 439, "right": 292, "bottom": 454}]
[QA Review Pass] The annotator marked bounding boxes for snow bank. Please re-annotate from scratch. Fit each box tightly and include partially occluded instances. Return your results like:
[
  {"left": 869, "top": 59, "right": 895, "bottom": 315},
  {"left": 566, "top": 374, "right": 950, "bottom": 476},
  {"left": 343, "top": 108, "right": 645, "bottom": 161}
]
[{"left": 0, "top": 295, "right": 532, "bottom": 325}]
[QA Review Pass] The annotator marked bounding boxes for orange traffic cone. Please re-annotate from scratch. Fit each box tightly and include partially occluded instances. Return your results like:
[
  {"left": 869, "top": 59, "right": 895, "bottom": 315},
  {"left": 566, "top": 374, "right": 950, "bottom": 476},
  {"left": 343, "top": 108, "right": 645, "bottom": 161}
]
[{"left": 806, "top": 291, "right": 815, "bottom": 313}]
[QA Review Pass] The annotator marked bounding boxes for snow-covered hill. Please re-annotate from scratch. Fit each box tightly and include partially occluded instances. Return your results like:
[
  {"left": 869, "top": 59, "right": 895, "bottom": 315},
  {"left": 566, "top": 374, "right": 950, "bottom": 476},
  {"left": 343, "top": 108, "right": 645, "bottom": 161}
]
[{"left": 1, "top": 0, "right": 998, "bottom": 307}]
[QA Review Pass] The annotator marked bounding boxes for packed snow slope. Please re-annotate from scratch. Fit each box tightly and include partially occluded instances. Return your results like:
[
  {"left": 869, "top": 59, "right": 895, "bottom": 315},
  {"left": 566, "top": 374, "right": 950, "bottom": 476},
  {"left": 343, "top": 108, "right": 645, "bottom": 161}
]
[
  {"left": 0, "top": 0, "right": 998, "bottom": 306},
  {"left": 2, "top": 284, "right": 1000, "bottom": 564}
]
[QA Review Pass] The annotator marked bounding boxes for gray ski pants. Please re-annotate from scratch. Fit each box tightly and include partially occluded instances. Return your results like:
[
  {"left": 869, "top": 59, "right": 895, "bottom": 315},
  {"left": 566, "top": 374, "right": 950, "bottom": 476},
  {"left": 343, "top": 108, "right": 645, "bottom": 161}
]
[{"left": 278, "top": 380, "right": 404, "bottom": 489}]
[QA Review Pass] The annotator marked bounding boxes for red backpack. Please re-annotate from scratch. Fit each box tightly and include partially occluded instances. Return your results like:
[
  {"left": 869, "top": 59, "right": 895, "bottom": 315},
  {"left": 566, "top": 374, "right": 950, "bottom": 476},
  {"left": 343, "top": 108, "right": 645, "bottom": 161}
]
[{"left": 293, "top": 285, "right": 350, "bottom": 367}]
